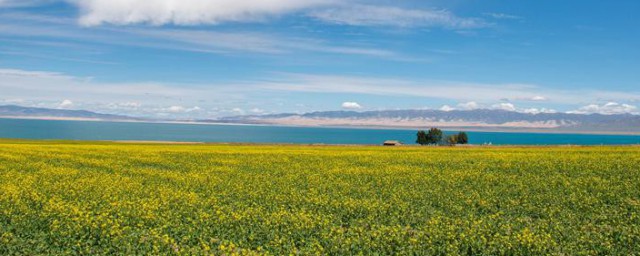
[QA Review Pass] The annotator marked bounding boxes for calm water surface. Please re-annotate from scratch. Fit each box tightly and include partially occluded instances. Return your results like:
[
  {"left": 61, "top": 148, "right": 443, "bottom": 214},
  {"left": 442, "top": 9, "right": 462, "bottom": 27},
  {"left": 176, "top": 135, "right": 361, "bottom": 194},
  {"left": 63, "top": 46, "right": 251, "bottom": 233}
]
[{"left": 1, "top": 118, "right": 639, "bottom": 145}]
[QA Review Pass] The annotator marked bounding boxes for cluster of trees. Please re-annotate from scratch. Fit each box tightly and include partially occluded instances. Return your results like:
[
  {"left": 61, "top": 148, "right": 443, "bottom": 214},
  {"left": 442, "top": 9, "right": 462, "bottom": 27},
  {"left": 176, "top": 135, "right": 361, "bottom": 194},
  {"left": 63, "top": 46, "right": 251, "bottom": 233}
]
[{"left": 416, "top": 128, "right": 468, "bottom": 146}]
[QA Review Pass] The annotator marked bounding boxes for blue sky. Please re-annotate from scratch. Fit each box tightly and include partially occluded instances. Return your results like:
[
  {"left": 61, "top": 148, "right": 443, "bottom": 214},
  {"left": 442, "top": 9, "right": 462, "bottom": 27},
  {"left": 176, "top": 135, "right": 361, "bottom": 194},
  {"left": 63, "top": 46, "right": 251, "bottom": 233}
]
[{"left": 0, "top": 0, "right": 639, "bottom": 118}]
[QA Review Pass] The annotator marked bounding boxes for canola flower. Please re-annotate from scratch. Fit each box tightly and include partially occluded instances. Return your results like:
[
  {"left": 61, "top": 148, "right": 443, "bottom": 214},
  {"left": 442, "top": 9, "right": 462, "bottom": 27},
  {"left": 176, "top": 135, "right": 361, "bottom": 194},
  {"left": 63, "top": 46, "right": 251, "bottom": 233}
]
[{"left": 0, "top": 140, "right": 639, "bottom": 255}]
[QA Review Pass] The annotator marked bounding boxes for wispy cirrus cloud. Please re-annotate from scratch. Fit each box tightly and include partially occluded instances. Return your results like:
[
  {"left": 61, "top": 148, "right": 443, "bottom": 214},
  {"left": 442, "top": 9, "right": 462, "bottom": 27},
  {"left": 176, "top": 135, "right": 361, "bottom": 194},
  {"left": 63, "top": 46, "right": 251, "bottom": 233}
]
[
  {"left": 0, "top": 0, "right": 54, "bottom": 8},
  {"left": 0, "top": 68, "right": 76, "bottom": 79},
  {"left": 259, "top": 73, "right": 640, "bottom": 106},
  {"left": 309, "top": 5, "right": 488, "bottom": 29},
  {"left": 483, "top": 12, "right": 522, "bottom": 20},
  {"left": 0, "top": 68, "right": 186, "bottom": 99},
  {"left": 0, "top": 68, "right": 247, "bottom": 117},
  {"left": 0, "top": 13, "right": 399, "bottom": 58},
  {"left": 0, "top": 49, "right": 118, "bottom": 65},
  {"left": 127, "top": 28, "right": 397, "bottom": 57},
  {"left": 260, "top": 73, "right": 547, "bottom": 102}
]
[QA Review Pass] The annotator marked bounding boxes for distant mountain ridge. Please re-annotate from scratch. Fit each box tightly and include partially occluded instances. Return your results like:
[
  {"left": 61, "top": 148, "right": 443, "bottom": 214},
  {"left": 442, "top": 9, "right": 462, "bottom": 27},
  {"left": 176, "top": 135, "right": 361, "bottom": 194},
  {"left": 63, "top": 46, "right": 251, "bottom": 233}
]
[
  {"left": 0, "top": 105, "right": 138, "bottom": 121},
  {"left": 217, "top": 109, "right": 640, "bottom": 134}
]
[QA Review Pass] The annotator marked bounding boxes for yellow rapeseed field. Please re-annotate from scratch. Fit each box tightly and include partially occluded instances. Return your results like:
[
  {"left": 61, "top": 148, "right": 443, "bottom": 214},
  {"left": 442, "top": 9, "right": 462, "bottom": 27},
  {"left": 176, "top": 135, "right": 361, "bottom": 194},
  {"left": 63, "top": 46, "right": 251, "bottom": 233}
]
[{"left": 1, "top": 140, "right": 639, "bottom": 255}]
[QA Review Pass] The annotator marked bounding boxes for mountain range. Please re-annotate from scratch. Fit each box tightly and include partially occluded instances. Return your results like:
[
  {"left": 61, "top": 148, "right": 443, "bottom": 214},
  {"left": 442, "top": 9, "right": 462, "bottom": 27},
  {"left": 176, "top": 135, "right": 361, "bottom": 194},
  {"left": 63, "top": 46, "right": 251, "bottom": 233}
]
[
  {"left": 0, "top": 105, "right": 139, "bottom": 121},
  {"left": 217, "top": 109, "right": 640, "bottom": 134},
  {"left": 2, "top": 105, "right": 640, "bottom": 134}
]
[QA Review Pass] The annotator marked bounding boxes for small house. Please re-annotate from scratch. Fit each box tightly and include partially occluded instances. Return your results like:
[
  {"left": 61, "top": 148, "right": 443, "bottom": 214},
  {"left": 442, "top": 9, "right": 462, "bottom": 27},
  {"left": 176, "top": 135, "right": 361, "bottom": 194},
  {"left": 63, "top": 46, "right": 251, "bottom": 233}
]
[{"left": 383, "top": 140, "right": 402, "bottom": 146}]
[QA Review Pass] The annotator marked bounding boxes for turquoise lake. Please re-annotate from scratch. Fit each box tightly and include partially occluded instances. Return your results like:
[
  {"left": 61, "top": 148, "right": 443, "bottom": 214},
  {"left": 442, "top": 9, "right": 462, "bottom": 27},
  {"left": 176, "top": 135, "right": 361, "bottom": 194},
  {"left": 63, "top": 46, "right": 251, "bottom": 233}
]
[{"left": 1, "top": 118, "right": 639, "bottom": 145}]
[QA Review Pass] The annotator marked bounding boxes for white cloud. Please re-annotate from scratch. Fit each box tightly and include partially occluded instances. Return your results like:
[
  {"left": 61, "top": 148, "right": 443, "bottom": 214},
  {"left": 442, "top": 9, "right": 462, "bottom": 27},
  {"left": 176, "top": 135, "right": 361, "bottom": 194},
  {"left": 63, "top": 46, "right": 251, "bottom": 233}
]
[
  {"left": 483, "top": 12, "right": 522, "bottom": 20},
  {"left": 457, "top": 101, "right": 480, "bottom": 110},
  {"left": 505, "top": 95, "right": 547, "bottom": 102},
  {"left": 522, "top": 108, "right": 557, "bottom": 114},
  {"left": 58, "top": 0, "right": 488, "bottom": 30},
  {"left": 165, "top": 105, "right": 202, "bottom": 113},
  {"left": 58, "top": 99, "right": 73, "bottom": 108},
  {"left": 250, "top": 108, "right": 265, "bottom": 114},
  {"left": 105, "top": 102, "right": 142, "bottom": 111},
  {"left": 438, "top": 102, "right": 481, "bottom": 111},
  {"left": 72, "top": 0, "right": 334, "bottom": 26},
  {"left": 439, "top": 105, "right": 455, "bottom": 112},
  {"left": 341, "top": 102, "right": 362, "bottom": 109},
  {"left": 437, "top": 103, "right": 558, "bottom": 114},
  {"left": 231, "top": 108, "right": 245, "bottom": 114},
  {"left": 568, "top": 102, "right": 638, "bottom": 115},
  {"left": 309, "top": 5, "right": 487, "bottom": 29},
  {"left": 167, "top": 106, "right": 186, "bottom": 113},
  {"left": 491, "top": 103, "right": 516, "bottom": 111},
  {"left": 0, "top": 98, "right": 25, "bottom": 104},
  {"left": 188, "top": 106, "right": 202, "bottom": 112},
  {"left": 120, "top": 102, "right": 141, "bottom": 108}
]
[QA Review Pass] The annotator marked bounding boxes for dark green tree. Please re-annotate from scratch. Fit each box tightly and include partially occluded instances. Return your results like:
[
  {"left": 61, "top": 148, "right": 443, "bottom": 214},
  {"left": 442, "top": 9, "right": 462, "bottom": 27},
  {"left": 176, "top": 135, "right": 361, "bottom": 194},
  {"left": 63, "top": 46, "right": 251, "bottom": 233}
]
[
  {"left": 446, "top": 135, "right": 459, "bottom": 146},
  {"left": 426, "top": 128, "right": 443, "bottom": 145},
  {"left": 456, "top": 132, "right": 469, "bottom": 144},
  {"left": 416, "top": 130, "right": 429, "bottom": 145}
]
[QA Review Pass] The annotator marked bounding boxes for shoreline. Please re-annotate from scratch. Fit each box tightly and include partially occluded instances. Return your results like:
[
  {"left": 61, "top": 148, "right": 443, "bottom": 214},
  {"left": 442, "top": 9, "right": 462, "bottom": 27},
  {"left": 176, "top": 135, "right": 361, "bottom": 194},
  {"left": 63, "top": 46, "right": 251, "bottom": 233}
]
[{"left": 0, "top": 138, "right": 639, "bottom": 147}]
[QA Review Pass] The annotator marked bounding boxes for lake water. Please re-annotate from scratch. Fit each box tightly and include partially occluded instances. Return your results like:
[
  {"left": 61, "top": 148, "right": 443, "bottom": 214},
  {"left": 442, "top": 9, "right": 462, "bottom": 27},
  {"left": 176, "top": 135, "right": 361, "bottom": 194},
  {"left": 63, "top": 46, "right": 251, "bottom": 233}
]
[{"left": 1, "top": 118, "right": 639, "bottom": 145}]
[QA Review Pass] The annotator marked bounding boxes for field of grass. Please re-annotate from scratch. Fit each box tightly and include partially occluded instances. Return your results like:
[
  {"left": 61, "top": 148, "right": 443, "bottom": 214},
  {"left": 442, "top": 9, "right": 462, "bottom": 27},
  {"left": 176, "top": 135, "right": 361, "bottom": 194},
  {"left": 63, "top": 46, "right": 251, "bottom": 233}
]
[{"left": 1, "top": 140, "right": 639, "bottom": 255}]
